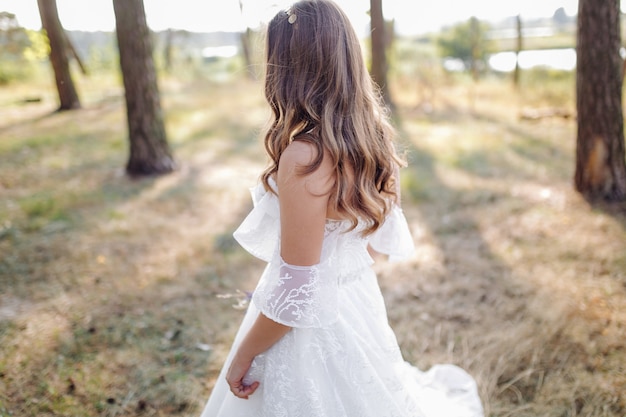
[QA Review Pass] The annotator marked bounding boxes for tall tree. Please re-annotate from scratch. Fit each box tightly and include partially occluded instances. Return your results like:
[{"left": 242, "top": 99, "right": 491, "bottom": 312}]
[
  {"left": 238, "top": 0, "right": 255, "bottom": 79},
  {"left": 163, "top": 28, "right": 173, "bottom": 72},
  {"left": 369, "top": 0, "right": 392, "bottom": 108},
  {"left": 575, "top": 0, "right": 626, "bottom": 201},
  {"left": 113, "top": 0, "right": 175, "bottom": 176},
  {"left": 513, "top": 14, "right": 523, "bottom": 88},
  {"left": 37, "top": 0, "right": 81, "bottom": 110}
]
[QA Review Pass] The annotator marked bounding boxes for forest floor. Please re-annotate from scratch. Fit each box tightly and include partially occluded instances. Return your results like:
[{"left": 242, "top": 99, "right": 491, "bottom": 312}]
[{"left": 0, "top": 72, "right": 625, "bottom": 417}]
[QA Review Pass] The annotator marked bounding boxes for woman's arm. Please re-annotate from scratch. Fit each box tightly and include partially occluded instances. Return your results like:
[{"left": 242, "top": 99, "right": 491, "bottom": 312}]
[
  {"left": 277, "top": 140, "right": 332, "bottom": 266},
  {"left": 225, "top": 140, "right": 332, "bottom": 399},
  {"left": 225, "top": 314, "right": 290, "bottom": 399}
]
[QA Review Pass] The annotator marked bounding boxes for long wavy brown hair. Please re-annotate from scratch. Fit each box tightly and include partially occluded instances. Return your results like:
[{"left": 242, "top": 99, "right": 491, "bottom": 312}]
[{"left": 261, "top": 0, "right": 405, "bottom": 235}]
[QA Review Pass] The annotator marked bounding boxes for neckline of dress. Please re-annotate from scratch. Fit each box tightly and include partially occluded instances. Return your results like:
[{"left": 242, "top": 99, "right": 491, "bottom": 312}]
[{"left": 326, "top": 217, "right": 349, "bottom": 223}]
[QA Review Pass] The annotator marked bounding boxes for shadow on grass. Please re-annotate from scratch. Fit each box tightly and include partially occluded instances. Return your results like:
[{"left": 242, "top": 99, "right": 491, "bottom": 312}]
[
  {"left": 0, "top": 108, "right": 57, "bottom": 136},
  {"left": 472, "top": 111, "right": 574, "bottom": 181},
  {"left": 2, "top": 76, "right": 623, "bottom": 416},
  {"left": 0, "top": 85, "right": 266, "bottom": 415},
  {"left": 389, "top": 104, "right": 626, "bottom": 415},
  {"left": 391, "top": 112, "right": 524, "bottom": 413}
]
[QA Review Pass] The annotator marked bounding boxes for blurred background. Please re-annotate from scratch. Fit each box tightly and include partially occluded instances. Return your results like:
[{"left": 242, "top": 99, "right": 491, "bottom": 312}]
[
  {"left": 1, "top": 1, "right": 625, "bottom": 417},
  {"left": 0, "top": 0, "right": 584, "bottom": 83}
]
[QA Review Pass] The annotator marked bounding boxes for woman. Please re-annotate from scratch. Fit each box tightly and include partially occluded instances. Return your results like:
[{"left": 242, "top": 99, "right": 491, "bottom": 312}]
[{"left": 200, "top": 1, "right": 483, "bottom": 416}]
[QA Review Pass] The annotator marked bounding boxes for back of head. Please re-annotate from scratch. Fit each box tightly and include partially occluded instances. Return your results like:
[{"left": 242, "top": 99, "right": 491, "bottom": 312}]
[
  {"left": 263, "top": 0, "right": 402, "bottom": 235},
  {"left": 265, "top": 0, "right": 368, "bottom": 132}
]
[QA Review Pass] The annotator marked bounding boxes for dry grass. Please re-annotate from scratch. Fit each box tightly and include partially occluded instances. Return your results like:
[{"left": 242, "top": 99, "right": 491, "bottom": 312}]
[
  {"left": 0, "top": 69, "right": 625, "bottom": 417},
  {"left": 387, "top": 75, "right": 626, "bottom": 416}
]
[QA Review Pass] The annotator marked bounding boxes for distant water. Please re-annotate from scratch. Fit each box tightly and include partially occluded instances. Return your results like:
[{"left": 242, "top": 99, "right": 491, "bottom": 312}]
[{"left": 488, "top": 48, "right": 576, "bottom": 72}]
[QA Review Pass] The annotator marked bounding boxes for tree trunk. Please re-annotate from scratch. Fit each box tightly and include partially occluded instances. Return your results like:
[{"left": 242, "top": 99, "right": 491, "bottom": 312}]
[
  {"left": 37, "top": 0, "right": 80, "bottom": 111},
  {"left": 64, "top": 31, "right": 88, "bottom": 75},
  {"left": 113, "top": 0, "right": 175, "bottom": 176},
  {"left": 513, "top": 14, "right": 522, "bottom": 88},
  {"left": 575, "top": 0, "right": 626, "bottom": 201},
  {"left": 164, "top": 28, "right": 173, "bottom": 72},
  {"left": 240, "top": 28, "right": 254, "bottom": 79},
  {"left": 469, "top": 17, "right": 480, "bottom": 81},
  {"left": 369, "top": 0, "right": 393, "bottom": 108},
  {"left": 238, "top": 0, "right": 254, "bottom": 80}
]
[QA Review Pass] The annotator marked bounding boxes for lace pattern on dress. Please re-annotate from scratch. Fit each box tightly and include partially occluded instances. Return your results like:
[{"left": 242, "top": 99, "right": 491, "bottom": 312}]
[
  {"left": 203, "top": 181, "right": 485, "bottom": 417},
  {"left": 253, "top": 256, "right": 339, "bottom": 328},
  {"left": 234, "top": 180, "right": 415, "bottom": 328}
]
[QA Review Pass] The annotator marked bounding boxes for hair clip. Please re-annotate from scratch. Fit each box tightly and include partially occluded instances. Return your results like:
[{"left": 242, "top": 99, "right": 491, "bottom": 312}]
[{"left": 286, "top": 9, "right": 297, "bottom": 24}]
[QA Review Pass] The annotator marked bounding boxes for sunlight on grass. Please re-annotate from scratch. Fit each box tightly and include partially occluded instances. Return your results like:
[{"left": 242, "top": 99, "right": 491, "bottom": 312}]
[
  {"left": 391, "top": 77, "right": 625, "bottom": 416},
  {"left": 1, "top": 64, "right": 625, "bottom": 417}
]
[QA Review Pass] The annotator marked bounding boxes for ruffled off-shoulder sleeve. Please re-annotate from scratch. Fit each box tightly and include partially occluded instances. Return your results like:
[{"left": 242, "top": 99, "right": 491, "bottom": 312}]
[
  {"left": 368, "top": 205, "right": 415, "bottom": 262},
  {"left": 232, "top": 181, "right": 338, "bottom": 328},
  {"left": 232, "top": 182, "right": 280, "bottom": 263}
]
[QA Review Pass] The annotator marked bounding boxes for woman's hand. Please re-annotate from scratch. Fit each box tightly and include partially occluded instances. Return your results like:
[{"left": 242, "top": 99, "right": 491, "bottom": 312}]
[
  {"left": 225, "top": 352, "right": 259, "bottom": 399},
  {"left": 224, "top": 314, "right": 290, "bottom": 399}
]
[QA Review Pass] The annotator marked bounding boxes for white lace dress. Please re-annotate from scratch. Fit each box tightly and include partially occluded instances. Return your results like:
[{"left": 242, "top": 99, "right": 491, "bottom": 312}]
[{"left": 200, "top": 179, "right": 484, "bottom": 417}]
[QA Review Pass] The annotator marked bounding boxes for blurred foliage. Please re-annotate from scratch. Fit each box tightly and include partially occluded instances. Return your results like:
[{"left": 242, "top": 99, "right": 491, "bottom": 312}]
[
  {"left": 0, "top": 11, "right": 35, "bottom": 84},
  {"left": 0, "top": 11, "right": 30, "bottom": 55},
  {"left": 23, "top": 29, "right": 50, "bottom": 61},
  {"left": 437, "top": 17, "right": 494, "bottom": 77},
  {"left": 86, "top": 42, "right": 118, "bottom": 73}
]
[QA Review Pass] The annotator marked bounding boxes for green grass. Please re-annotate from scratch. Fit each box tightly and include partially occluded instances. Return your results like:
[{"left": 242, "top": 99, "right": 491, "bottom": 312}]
[
  {"left": 1, "top": 59, "right": 625, "bottom": 417},
  {"left": 492, "top": 32, "right": 576, "bottom": 52}
]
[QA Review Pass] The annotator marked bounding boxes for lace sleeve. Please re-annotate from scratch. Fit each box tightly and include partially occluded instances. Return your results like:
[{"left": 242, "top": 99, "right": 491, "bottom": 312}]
[{"left": 252, "top": 257, "right": 338, "bottom": 328}]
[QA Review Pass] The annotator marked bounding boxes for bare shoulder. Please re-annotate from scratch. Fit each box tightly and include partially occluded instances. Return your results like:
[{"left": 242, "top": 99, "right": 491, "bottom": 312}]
[
  {"left": 278, "top": 140, "right": 334, "bottom": 195},
  {"left": 280, "top": 140, "right": 317, "bottom": 167}
]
